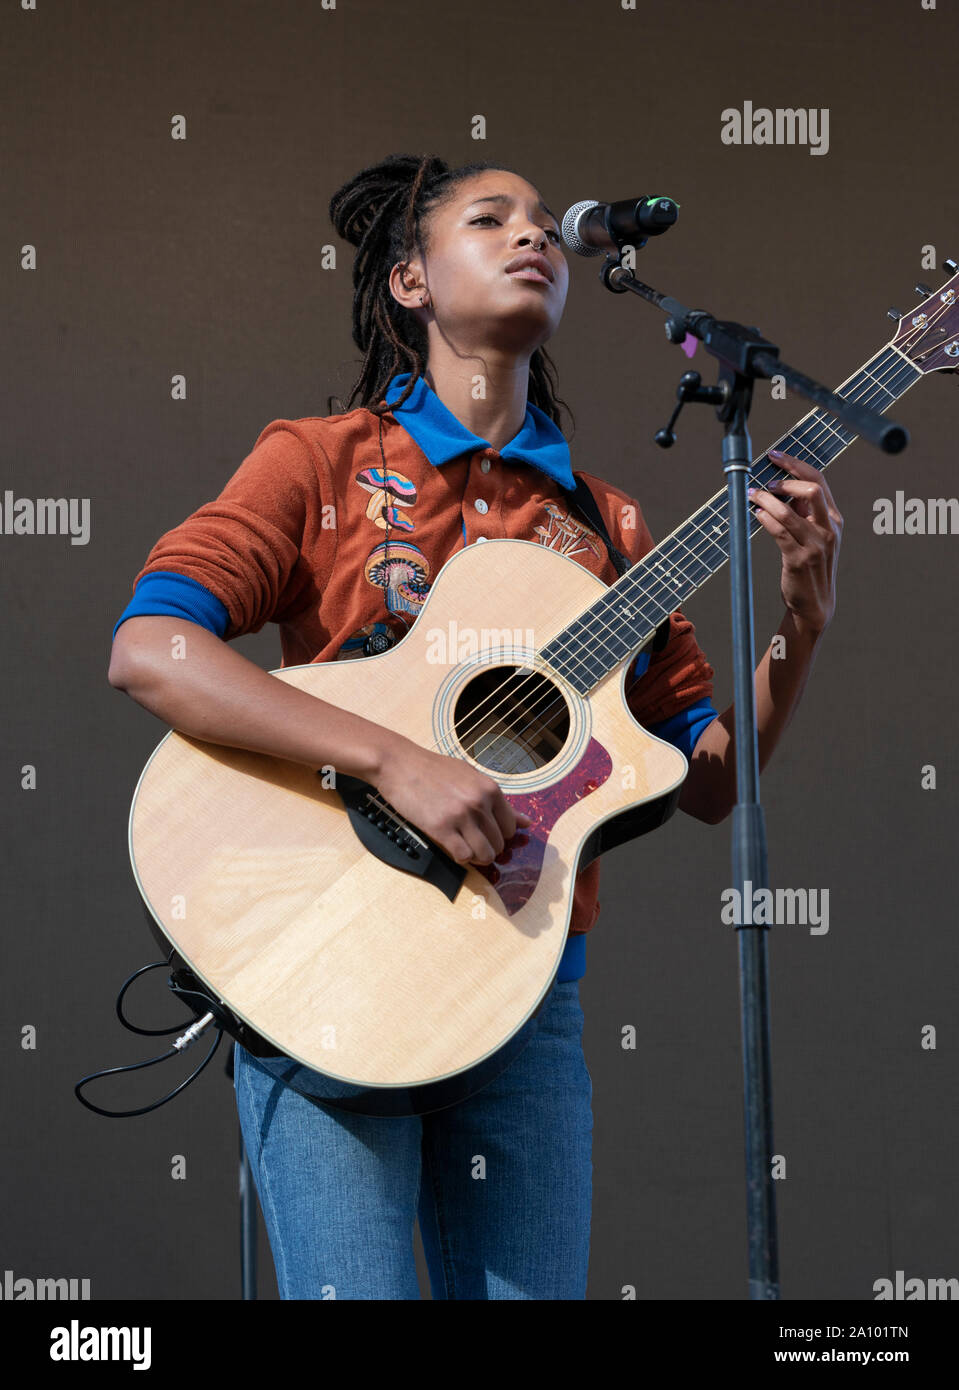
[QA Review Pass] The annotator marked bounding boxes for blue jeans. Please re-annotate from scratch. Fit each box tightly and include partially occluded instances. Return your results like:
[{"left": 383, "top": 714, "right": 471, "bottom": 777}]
[{"left": 233, "top": 979, "right": 593, "bottom": 1299}]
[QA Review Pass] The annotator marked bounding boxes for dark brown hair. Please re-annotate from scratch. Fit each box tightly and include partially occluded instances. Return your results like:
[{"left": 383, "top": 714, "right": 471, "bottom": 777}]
[{"left": 328, "top": 153, "right": 574, "bottom": 434}]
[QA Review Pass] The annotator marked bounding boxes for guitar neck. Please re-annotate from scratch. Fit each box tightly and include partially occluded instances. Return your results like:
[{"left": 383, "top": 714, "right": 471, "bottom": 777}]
[{"left": 541, "top": 342, "right": 922, "bottom": 693}]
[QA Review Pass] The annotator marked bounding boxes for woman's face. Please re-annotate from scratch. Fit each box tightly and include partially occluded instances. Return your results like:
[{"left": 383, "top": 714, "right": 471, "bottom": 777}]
[{"left": 391, "top": 169, "right": 570, "bottom": 357}]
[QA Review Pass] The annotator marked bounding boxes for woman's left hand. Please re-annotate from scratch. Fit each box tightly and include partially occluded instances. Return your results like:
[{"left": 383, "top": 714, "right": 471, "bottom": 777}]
[{"left": 748, "top": 448, "right": 844, "bottom": 638}]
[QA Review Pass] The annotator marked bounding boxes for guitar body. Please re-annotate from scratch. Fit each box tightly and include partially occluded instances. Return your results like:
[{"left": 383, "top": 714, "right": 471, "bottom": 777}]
[{"left": 129, "top": 539, "right": 688, "bottom": 1115}]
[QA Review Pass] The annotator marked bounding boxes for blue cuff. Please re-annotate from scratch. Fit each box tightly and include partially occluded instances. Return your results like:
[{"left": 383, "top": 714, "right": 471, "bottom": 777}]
[
  {"left": 556, "top": 931, "right": 586, "bottom": 982},
  {"left": 628, "top": 649, "right": 652, "bottom": 683},
  {"left": 112, "top": 571, "right": 230, "bottom": 640},
  {"left": 646, "top": 697, "right": 719, "bottom": 760}
]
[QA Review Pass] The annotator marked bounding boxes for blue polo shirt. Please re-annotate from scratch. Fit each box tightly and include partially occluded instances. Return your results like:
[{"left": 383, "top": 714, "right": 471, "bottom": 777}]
[{"left": 114, "top": 374, "right": 718, "bottom": 981}]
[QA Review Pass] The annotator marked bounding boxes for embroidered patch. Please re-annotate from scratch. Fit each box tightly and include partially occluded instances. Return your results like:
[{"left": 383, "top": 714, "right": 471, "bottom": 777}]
[
  {"left": 363, "top": 539, "right": 432, "bottom": 616},
  {"left": 354, "top": 466, "right": 418, "bottom": 531},
  {"left": 533, "top": 500, "right": 605, "bottom": 560}
]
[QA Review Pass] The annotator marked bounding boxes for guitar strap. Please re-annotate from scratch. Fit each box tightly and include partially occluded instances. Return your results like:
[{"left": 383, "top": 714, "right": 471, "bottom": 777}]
[{"left": 562, "top": 474, "right": 672, "bottom": 654}]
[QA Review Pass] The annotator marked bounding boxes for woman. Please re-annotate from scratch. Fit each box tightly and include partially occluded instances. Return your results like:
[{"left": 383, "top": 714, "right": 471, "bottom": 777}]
[{"left": 108, "top": 153, "right": 842, "bottom": 1299}]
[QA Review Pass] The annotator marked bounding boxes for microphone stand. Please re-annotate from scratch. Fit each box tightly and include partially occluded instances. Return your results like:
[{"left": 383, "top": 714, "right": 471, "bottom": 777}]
[{"left": 596, "top": 256, "right": 907, "bottom": 1299}]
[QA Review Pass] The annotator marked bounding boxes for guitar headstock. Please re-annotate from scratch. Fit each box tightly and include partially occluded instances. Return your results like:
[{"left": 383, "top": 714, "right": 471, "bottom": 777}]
[{"left": 889, "top": 263, "right": 959, "bottom": 376}]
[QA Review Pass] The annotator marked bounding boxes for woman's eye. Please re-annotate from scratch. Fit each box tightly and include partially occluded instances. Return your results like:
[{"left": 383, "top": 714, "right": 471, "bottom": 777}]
[{"left": 471, "top": 216, "right": 561, "bottom": 243}]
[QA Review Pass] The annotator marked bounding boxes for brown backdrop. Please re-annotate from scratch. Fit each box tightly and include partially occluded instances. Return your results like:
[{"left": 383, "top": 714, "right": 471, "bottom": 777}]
[{"left": 3, "top": 0, "right": 957, "bottom": 1301}]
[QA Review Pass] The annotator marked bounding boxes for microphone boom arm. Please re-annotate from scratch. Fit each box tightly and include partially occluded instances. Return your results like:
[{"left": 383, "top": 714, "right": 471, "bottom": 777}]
[{"left": 599, "top": 259, "right": 906, "bottom": 453}]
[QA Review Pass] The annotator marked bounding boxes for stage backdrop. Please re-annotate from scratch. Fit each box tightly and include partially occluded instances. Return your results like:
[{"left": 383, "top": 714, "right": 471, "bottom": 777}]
[{"left": 3, "top": 0, "right": 957, "bottom": 1301}]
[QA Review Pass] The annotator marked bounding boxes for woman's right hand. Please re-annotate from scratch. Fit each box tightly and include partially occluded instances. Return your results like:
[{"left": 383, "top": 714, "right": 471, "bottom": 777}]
[{"left": 370, "top": 737, "right": 532, "bottom": 867}]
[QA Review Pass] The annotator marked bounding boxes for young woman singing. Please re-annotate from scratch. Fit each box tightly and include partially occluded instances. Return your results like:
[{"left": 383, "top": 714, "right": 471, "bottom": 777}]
[{"left": 108, "top": 153, "right": 842, "bottom": 1299}]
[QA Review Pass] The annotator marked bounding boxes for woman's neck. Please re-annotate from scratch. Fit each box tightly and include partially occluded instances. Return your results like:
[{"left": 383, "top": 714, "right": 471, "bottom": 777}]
[{"left": 423, "top": 355, "right": 531, "bottom": 452}]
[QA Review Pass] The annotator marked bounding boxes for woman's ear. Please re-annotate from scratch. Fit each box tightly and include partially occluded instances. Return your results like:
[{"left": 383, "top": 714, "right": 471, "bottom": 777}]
[{"left": 389, "top": 259, "right": 426, "bottom": 311}]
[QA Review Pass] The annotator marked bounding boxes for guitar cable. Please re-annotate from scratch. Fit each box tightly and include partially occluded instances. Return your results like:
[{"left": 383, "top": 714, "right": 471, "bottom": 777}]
[{"left": 74, "top": 949, "right": 224, "bottom": 1118}]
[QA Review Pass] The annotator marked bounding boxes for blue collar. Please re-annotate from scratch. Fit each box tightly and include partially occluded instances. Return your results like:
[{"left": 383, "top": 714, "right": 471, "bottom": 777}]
[{"left": 381, "top": 372, "right": 576, "bottom": 491}]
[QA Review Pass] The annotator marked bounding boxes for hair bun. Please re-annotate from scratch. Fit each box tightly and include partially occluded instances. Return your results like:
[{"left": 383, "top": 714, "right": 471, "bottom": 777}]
[{"left": 328, "top": 153, "right": 448, "bottom": 247}]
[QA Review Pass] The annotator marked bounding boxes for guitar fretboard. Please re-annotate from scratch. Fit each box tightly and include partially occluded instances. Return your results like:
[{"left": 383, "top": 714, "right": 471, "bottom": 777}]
[{"left": 540, "top": 345, "right": 921, "bottom": 692}]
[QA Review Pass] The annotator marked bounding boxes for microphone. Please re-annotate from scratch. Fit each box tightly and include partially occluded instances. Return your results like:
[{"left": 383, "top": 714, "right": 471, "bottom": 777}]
[{"left": 561, "top": 196, "right": 679, "bottom": 257}]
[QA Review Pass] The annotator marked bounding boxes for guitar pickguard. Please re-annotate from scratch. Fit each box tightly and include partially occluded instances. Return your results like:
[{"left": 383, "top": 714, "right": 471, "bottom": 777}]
[{"left": 474, "top": 736, "right": 613, "bottom": 915}]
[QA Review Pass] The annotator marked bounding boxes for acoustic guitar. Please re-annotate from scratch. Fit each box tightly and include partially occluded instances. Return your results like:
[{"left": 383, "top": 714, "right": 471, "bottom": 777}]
[{"left": 127, "top": 269, "right": 958, "bottom": 1115}]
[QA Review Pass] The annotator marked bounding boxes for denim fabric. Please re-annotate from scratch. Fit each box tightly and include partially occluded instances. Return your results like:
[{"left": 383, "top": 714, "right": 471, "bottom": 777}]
[{"left": 233, "top": 979, "right": 593, "bottom": 1299}]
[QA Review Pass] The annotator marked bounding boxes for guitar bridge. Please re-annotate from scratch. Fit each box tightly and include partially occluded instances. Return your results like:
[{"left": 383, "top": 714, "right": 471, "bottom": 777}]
[{"left": 332, "top": 773, "right": 467, "bottom": 903}]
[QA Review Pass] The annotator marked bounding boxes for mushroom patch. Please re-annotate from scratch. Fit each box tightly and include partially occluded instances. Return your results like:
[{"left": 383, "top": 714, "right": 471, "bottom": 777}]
[
  {"left": 352, "top": 465, "right": 432, "bottom": 621},
  {"left": 354, "top": 465, "right": 418, "bottom": 532},
  {"left": 534, "top": 501, "right": 605, "bottom": 561},
  {"left": 363, "top": 540, "right": 432, "bottom": 616}
]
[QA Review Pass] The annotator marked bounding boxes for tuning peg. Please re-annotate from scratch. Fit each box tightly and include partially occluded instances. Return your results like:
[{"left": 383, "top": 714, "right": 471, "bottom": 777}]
[
  {"left": 915, "top": 282, "right": 933, "bottom": 297},
  {"left": 887, "top": 307, "right": 903, "bottom": 321},
  {"left": 944, "top": 258, "right": 958, "bottom": 274}
]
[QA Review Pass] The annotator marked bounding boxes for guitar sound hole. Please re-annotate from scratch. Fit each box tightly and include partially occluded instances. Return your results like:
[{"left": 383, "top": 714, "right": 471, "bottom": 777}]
[{"left": 453, "top": 666, "right": 570, "bottom": 774}]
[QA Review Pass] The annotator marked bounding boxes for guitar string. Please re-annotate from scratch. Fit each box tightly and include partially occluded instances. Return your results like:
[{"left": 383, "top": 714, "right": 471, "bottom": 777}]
[
  {"left": 359, "top": 309, "right": 945, "bottom": 830},
  {"left": 393, "top": 300, "right": 950, "bottom": 771},
  {"left": 531, "top": 297, "right": 954, "bottom": 693},
  {"left": 363, "top": 322, "right": 932, "bottom": 815},
  {"left": 435, "top": 329, "right": 931, "bottom": 772},
  {"left": 485, "top": 344, "right": 925, "bottom": 774},
  {"left": 474, "top": 289, "right": 956, "bottom": 769},
  {"left": 358, "top": 350, "right": 908, "bottom": 834},
  {"left": 397, "top": 329, "right": 933, "bottom": 791}
]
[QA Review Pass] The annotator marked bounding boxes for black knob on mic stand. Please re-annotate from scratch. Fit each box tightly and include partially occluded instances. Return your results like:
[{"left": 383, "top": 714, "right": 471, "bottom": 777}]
[{"left": 654, "top": 371, "right": 726, "bottom": 448}]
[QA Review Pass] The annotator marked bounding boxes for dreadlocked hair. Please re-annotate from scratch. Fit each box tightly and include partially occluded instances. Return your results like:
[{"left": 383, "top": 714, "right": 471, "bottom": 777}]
[{"left": 328, "top": 152, "right": 575, "bottom": 434}]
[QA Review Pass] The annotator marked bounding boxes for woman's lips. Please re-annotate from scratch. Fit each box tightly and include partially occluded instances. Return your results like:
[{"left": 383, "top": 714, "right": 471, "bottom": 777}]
[{"left": 507, "top": 268, "right": 552, "bottom": 285}]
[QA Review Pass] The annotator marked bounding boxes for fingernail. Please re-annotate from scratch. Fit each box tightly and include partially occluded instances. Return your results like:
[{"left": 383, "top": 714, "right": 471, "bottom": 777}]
[{"left": 769, "top": 448, "right": 784, "bottom": 458}]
